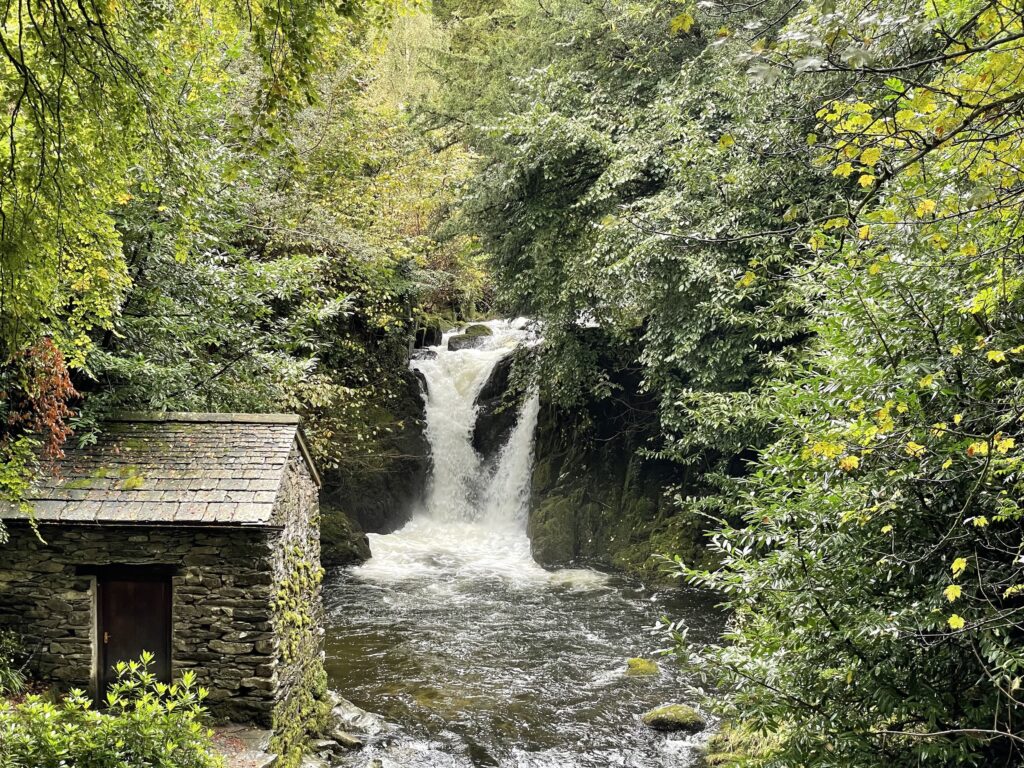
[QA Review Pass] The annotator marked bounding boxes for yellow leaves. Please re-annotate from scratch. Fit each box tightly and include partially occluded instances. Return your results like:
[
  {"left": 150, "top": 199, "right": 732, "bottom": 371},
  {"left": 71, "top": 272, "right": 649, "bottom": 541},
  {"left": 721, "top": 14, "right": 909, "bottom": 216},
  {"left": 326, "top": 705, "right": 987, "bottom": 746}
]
[
  {"left": 839, "top": 455, "right": 860, "bottom": 472},
  {"left": 880, "top": 524, "right": 893, "bottom": 534},
  {"left": 951, "top": 557, "right": 968, "bottom": 578},
  {"left": 669, "top": 12, "right": 694, "bottom": 34},
  {"left": 971, "top": 515, "right": 989, "bottom": 527},
  {"left": 860, "top": 147, "right": 882, "bottom": 167},
  {"left": 811, "top": 440, "right": 845, "bottom": 459},
  {"left": 858, "top": 225, "right": 871, "bottom": 240},
  {"left": 915, "top": 198, "right": 937, "bottom": 217},
  {"left": 918, "top": 373, "right": 934, "bottom": 388},
  {"left": 904, "top": 441, "right": 926, "bottom": 458},
  {"left": 931, "top": 422, "right": 947, "bottom": 436},
  {"left": 737, "top": 270, "right": 756, "bottom": 288},
  {"left": 986, "top": 349, "right": 1006, "bottom": 363},
  {"left": 959, "top": 242, "right": 979, "bottom": 257},
  {"left": 953, "top": 413, "right": 963, "bottom": 425},
  {"left": 943, "top": 584, "right": 961, "bottom": 602},
  {"left": 996, "top": 435, "right": 1015, "bottom": 454},
  {"left": 833, "top": 162, "right": 855, "bottom": 178},
  {"left": 823, "top": 217, "right": 849, "bottom": 231},
  {"left": 950, "top": 344, "right": 963, "bottom": 357},
  {"left": 947, "top": 614, "right": 965, "bottom": 630},
  {"left": 967, "top": 441, "right": 989, "bottom": 457},
  {"left": 718, "top": 133, "right": 735, "bottom": 149},
  {"left": 858, "top": 174, "right": 875, "bottom": 188},
  {"left": 806, "top": 133, "right": 818, "bottom": 146}
]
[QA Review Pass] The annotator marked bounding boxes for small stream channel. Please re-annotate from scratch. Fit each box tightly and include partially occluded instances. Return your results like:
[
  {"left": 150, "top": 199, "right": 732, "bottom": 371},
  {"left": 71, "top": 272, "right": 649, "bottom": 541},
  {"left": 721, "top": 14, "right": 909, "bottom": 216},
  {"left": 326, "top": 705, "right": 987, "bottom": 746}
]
[{"left": 321, "top": 321, "right": 723, "bottom": 767}]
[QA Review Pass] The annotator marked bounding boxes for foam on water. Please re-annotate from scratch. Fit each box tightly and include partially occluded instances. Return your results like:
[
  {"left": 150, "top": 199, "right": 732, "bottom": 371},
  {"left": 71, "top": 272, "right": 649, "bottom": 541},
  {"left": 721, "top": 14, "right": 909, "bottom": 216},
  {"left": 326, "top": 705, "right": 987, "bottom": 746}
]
[{"left": 352, "top": 318, "right": 607, "bottom": 590}]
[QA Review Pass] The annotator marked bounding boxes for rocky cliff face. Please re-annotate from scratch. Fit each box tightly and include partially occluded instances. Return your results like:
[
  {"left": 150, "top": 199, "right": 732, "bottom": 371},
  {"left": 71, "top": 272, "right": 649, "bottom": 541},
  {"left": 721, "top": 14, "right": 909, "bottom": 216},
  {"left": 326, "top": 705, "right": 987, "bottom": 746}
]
[
  {"left": 319, "top": 367, "right": 430, "bottom": 566},
  {"left": 525, "top": 337, "right": 711, "bottom": 582}
]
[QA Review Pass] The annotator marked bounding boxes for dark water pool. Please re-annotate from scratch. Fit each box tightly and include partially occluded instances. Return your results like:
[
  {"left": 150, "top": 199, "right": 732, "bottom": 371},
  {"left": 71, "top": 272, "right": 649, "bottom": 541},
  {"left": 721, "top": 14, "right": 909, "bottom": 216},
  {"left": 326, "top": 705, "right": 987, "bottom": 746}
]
[{"left": 322, "top": 521, "right": 723, "bottom": 768}]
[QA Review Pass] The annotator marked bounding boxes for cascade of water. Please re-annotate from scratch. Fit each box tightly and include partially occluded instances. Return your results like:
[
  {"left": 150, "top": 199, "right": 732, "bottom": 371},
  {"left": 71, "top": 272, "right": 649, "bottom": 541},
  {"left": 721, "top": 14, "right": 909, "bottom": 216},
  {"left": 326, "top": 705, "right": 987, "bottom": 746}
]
[
  {"left": 411, "top": 319, "right": 536, "bottom": 525},
  {"left": 479, "top": 390, "right": 540, "bottom": 529}
]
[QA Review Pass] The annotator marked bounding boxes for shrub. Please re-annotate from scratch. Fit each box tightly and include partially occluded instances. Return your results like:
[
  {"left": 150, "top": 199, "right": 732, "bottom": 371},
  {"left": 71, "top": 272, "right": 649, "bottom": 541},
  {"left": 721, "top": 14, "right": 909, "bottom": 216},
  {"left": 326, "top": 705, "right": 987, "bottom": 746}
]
[
  {"left": 0, "top": 630, "right": 26, "bottom": 695},
  {"left": 0, "top": 652, "right": 222, "bottom": 768}
]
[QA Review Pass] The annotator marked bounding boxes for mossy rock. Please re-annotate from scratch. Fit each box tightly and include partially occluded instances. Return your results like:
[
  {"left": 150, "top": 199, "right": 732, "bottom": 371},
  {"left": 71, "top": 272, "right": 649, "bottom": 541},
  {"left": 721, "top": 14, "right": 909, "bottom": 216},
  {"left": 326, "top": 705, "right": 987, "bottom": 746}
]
[
  {"left": 320, "top": 508, "right": 371, "bottom": 567},
  {"left": 625, "top": 657, "right": 659, "bottom": 676},
  {"left": 448, "top": 334, "right": 486, "bottom": 352},
  {"left": 463, "top": 324, "right": 493, "bottom": 337},
  {"left": 642, "top": 704, "right": 706, "bottom": 732}
]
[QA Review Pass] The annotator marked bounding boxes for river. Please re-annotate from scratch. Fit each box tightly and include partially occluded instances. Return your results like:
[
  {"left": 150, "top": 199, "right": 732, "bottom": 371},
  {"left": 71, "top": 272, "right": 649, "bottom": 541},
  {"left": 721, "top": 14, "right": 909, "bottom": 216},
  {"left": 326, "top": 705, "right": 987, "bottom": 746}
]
[{"left": 322, "top": 320, "right": 722, "bottom": 767}]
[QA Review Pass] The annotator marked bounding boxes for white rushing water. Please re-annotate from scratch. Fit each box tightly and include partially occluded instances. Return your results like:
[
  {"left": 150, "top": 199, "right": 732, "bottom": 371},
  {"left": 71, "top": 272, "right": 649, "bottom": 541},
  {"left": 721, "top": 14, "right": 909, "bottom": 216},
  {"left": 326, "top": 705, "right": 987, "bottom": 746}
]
[
  {"left": 328, "top": 319, "right": 721, "bottom": 768},
  {"left": 354, "top": 319, "right": 604, "bottom": 588}
]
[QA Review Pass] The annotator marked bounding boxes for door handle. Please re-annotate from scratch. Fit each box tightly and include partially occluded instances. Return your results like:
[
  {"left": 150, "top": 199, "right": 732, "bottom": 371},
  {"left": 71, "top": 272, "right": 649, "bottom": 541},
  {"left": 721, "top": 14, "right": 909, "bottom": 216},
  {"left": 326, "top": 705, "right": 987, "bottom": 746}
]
[{"left": 103, "top": 631, "right": 110, "bottom": 645}]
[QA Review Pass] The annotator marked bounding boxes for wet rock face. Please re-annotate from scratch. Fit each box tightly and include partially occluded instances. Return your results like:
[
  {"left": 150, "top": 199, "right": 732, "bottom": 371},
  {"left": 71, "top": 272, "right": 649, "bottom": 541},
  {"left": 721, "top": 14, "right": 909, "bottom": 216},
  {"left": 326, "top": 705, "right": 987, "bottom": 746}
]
[
  {"left": 321, "top": 368, "right": 430, "bottom": 535},
  {"left": 319, "top": 507, "right": 371, "bottom": 567},
  {"left": 471, "top": 354, "right": 522, "bottom": 461},
  {"left": 525, "top": 328, "right": 713, "bottom": 581},
  {"left": 414, "top": 323, "right": 443, "bottom": 349}
]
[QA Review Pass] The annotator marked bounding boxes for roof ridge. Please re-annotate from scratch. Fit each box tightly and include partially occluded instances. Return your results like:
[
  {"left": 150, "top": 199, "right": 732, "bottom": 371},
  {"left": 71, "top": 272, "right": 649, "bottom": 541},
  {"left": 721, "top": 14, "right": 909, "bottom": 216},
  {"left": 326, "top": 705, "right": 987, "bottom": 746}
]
[{"left": 105, "top": 412, "right": 302, "bottom": 425}]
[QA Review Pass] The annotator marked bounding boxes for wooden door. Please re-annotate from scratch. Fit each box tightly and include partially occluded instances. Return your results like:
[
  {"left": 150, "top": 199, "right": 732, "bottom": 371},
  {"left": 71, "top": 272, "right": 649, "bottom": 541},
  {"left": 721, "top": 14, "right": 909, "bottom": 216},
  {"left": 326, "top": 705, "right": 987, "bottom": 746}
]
[{"left": 97, "top": 573, "right": 172, "bottom": 695}]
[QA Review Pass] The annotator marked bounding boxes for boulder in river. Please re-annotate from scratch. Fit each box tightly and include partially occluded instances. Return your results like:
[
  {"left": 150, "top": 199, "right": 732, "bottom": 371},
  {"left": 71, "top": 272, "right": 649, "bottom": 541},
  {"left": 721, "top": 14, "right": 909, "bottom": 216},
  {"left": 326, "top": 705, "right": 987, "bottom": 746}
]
[
  {"left": 319, "top": 507, "right": 371, "bottom": 567},
  {"left": 625, "top": 657, "right": 660, "bottom": 676},
  {"left": 464, "top": 323, "right": 493, "bottom": 337},
  {"left": 641, "top": 704, "right": 707, "bottom": 732},
  {"left": 327, "top": 690, "right": 388, "bottom": 736},
  {"left": 448, "top": 334, "right": 486, "bottom": 352}
]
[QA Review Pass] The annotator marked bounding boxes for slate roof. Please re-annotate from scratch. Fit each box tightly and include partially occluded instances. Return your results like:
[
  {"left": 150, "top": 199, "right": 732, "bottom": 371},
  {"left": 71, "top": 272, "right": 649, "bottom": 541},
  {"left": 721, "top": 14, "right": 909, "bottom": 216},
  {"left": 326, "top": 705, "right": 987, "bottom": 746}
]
[{"left": 0, "top": 413, "right": 320, "bottom": 527}]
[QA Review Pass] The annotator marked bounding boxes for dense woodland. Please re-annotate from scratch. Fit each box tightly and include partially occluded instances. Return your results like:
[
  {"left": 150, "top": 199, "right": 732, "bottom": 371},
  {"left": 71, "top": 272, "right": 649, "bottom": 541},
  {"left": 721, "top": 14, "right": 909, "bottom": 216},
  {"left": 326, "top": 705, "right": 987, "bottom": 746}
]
[{"left": 1, "top": 0, "right": 1023, "bottom": 765}]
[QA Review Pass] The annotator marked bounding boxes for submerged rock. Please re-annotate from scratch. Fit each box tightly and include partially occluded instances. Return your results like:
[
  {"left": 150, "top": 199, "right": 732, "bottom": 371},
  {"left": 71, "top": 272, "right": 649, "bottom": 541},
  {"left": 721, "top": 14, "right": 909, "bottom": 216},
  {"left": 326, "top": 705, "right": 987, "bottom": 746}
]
[
  {"left": 641, "top": 704, "right": 707, "bottom": 732},
  {"left": 625, "top": 657, "right": 660, "bottom": 676},
  {"left": 327, "top": 690, "right": 388, "bottom": 736}
]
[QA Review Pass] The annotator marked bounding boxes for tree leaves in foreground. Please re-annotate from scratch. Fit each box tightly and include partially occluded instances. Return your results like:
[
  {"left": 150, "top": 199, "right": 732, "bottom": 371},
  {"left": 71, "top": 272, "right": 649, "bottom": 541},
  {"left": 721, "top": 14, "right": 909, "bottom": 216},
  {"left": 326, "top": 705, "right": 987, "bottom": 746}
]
[{"left": 671, "top": 0, "right": 1024, "bottom": 765}]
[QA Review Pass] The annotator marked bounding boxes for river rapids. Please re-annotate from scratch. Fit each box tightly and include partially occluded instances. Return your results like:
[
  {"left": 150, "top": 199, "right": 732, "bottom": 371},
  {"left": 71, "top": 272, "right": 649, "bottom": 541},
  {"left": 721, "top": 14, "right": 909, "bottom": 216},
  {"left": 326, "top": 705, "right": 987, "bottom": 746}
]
[{"left": 322, "top": 320, "right": 721, "bottom": 767}]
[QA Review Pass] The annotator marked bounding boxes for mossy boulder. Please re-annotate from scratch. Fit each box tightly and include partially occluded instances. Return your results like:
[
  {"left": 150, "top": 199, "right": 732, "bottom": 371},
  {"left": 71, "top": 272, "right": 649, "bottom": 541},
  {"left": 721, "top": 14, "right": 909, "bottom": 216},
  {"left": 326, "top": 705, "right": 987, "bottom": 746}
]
[
  {"left": 463, "top": 324, "right": 493, "bottom": 337},
  {"left": 319, "top": 507, "right": 371, "bottom": 567},
  {"left": 625, "top": 657, "right": 659, "bottom": 676},
  {"left": 642, "top": 704, "right": 707, "bottom": 732}
]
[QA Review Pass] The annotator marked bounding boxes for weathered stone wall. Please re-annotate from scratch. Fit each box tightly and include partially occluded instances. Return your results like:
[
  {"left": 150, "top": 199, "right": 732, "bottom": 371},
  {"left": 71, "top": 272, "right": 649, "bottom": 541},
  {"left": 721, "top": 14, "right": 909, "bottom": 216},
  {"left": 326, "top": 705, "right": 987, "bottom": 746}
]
[
  {"left": 0, "top": 523, "right": 279, "bottom": 724},
  {"left": 268, "top": 446, "right": 329, "bottom": 767}
]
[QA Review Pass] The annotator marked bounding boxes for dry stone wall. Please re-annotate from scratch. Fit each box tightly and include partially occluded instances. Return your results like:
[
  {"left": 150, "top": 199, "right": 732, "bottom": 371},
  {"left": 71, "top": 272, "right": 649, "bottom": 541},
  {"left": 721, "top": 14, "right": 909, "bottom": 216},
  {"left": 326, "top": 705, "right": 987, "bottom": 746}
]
[{"left": 0, "top": 523, "right": 281, "bottom": 724}]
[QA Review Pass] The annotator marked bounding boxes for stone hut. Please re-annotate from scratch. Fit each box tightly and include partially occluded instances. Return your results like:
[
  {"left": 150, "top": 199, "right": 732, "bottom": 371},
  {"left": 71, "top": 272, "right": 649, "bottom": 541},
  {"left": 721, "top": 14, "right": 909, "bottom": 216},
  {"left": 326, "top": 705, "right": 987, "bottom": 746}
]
[{"left": 0, "top": 413, "right": 323, "bottom": 727}]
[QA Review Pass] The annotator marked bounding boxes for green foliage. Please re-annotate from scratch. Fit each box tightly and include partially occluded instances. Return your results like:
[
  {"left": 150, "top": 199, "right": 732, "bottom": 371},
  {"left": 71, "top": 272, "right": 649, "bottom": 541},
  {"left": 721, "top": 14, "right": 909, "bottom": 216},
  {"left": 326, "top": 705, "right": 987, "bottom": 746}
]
[
  {"left": 435, "top": 0, "right": 1024, "bottom": 764},
  {"left": 0, "top": 653, "right": 221, "bottom": 768},
  {"left": 0, "top": 629, "right": 26, "bottom": 695},
  {"left": 269, "top": 543, "right": 331, "bottom": 767},
  {"left": 661, "top": 0, "right": 1024, "bottom": 765}
]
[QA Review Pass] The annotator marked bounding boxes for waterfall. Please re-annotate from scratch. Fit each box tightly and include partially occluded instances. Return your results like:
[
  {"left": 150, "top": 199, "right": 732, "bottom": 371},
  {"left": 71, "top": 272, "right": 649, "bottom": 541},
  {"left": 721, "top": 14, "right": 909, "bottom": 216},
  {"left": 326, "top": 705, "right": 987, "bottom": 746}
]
[
  {"left": 411, "top": 319, "right": 537, "bottom": 527},
  {"left": 353, "top": 319, "right": 556, "bottom": 581}
]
